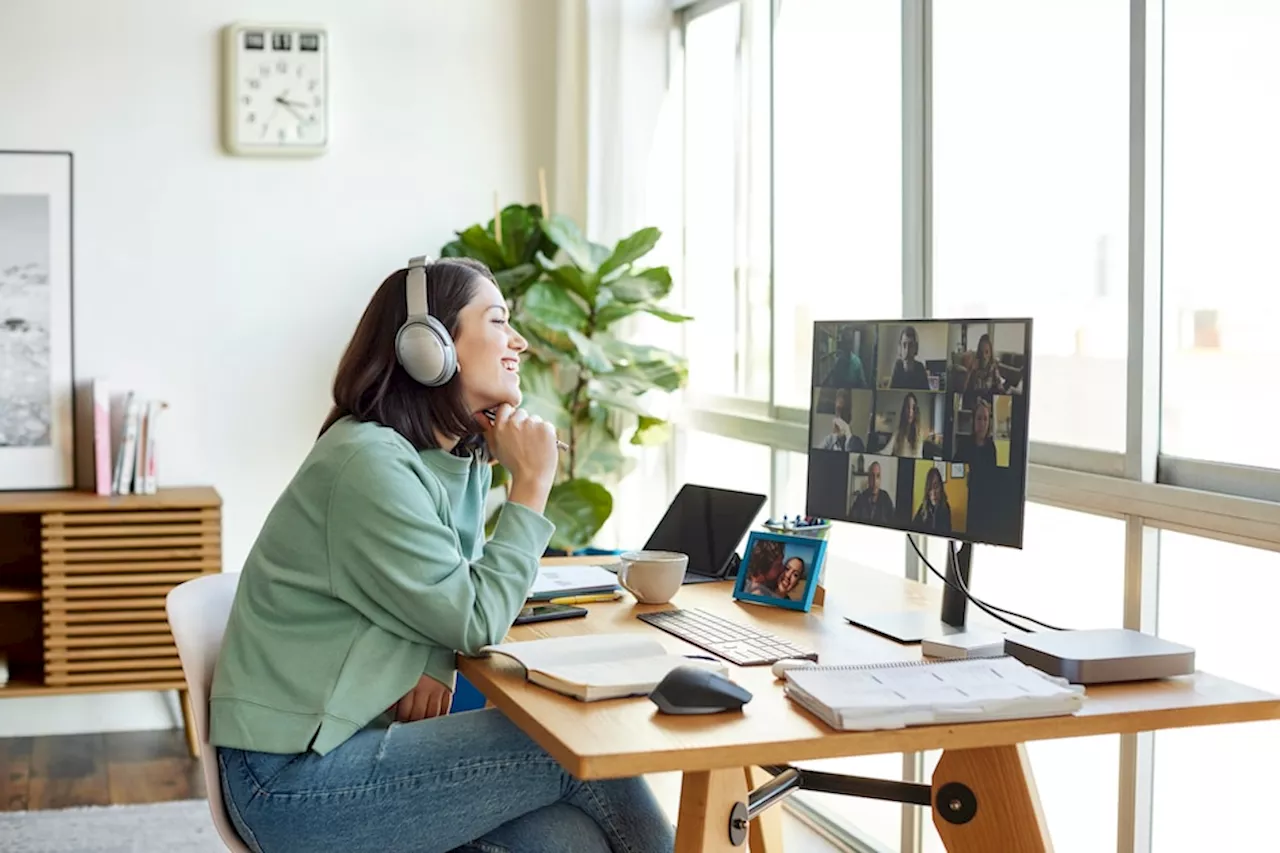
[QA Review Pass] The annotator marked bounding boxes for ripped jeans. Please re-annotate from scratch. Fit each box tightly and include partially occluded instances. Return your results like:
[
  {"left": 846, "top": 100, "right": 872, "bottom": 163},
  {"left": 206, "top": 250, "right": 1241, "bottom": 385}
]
[{"left": 217, "top": 708, "right": 675, "bottom": 853}]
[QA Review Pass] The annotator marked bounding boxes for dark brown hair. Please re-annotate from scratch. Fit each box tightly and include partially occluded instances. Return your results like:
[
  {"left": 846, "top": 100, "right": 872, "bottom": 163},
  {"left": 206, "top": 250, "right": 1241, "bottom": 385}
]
[{"left": 319, "top": 257, "right": 497, "bottom": 452}]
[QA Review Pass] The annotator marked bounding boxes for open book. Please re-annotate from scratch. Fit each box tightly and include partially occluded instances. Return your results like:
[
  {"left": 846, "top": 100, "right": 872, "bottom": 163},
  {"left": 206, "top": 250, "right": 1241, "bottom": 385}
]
[
  {"left": 479, "top": 633, "right": 727, "bottom": 702},
  {"left": 784, "top": 655, "right": 1085, "bottom": 731}
]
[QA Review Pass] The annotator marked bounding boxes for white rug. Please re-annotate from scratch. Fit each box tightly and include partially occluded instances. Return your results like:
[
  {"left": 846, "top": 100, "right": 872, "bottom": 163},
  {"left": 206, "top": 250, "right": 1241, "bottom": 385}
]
[{"left": 0, "top": 799, "right": 226, "bottom": 852}]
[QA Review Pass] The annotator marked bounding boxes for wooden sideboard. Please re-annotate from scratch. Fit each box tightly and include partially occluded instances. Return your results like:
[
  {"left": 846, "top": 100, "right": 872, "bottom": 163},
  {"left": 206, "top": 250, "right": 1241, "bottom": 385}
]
[{"left": 0, "top": 486, "right": 221, "bottom": 754}]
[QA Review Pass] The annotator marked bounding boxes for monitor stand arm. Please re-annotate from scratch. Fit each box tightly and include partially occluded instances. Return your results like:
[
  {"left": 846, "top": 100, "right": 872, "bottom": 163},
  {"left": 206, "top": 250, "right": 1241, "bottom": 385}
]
[{"left": 842, "top": 539, "right": 977, "bottom": 644}]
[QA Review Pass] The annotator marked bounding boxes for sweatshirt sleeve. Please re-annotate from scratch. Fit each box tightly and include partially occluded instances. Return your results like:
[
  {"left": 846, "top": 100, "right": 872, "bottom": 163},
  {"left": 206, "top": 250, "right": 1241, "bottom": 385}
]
[{"left": 327, "top": 442, "right": 555, "bottom": 656}]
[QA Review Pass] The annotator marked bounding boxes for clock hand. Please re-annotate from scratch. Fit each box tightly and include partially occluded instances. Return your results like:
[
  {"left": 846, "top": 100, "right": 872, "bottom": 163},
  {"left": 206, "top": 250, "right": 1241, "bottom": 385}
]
[{"left": 274, "top": 97, "right": 310, "bottom": 124}]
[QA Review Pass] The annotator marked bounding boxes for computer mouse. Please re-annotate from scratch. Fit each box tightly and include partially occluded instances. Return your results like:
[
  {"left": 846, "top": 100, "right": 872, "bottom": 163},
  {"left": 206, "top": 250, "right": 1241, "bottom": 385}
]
[
  {"left": 771, "top": 658, "right": 816, "bottom": 679},
  {"left": 649, "top": 666, "right": 753, "bottom": 715}
]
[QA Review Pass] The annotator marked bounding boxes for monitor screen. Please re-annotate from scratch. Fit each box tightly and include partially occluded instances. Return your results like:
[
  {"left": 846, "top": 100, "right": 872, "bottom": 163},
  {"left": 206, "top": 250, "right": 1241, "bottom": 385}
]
[{"left": 805, "top": 318, "right": 1033, "bottom": 549}]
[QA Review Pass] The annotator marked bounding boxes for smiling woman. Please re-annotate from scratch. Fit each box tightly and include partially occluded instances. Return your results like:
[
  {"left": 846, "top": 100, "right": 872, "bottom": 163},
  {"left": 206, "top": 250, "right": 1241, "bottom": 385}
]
[{"left": 206, "top": 255, "right": 675, "bottom": 853}]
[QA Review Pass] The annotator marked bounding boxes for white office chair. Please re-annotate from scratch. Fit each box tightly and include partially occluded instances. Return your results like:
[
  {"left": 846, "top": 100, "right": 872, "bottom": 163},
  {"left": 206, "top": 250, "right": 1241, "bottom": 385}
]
[{"left": 166, "top": 572, "right": 252, "bottom": 853}]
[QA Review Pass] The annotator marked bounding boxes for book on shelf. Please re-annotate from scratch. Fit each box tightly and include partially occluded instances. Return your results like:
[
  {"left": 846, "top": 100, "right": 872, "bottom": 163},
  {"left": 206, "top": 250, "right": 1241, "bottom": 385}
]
[
  {"left": 75, "top": 379, "right": 168, "bottom": 496},
  {"left": 477, "top": 633, "right": 727, "bottom": 702},
  {"left": 784, "top": 655, "right": 1085, "bottom": 732}
]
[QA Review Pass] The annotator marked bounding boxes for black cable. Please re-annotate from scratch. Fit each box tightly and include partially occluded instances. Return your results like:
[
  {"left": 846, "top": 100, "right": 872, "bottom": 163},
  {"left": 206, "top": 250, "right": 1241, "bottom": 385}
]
[
  {"left": 939, "top": 539, "right": 1068, "bottom": 631},
  {"left": 906, "top": 535, "right": 1070, "bottom": 633}
]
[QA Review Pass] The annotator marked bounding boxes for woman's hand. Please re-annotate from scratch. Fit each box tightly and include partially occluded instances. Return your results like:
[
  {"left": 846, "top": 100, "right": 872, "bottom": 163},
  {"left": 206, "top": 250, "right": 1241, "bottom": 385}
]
[
  {"left": 389, "top": 675, "right": 453, "bottom": 723},
  {"left": 479, "top": 404, "right": 558, "bottom": 513}
]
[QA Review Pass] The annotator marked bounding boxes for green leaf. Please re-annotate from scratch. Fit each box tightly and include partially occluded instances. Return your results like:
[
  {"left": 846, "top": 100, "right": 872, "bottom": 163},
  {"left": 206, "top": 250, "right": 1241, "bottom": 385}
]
[
  {"left": 566, "top": 329, "right": 613, "bottom": 373},
  {"left": 597, "top": 339, "right": 688, "bottom": 393},
  {"left": 439, "top": 239, "right": 467, "bottom": 258},
  {"left": 594, "top": 301, "right": 641, "bottom": 328},
  {"left": 490, "top": 462, "right": 510, "bottom": 489},
  {"left": 631, "top": 416, "right": 673, "bottom": 446},
  {"left": 586, "top": 380, "right": 654, "bottom": 417},
  {"left": 493, "top": 263, "right": 540, "bottom": 299},
  {"left": 545, "top": 479, "right": 613, "bottom": 552},
  {"left": 521, "top": 281, "right": 589, "bottom": 333},
  {"left": 539, "top": 256, "right": 598, "bottom": 304},
  {"left": 607, "top": 267, "right": 672, "bottom": 303},
  {"left": 570, "top": 417, "right": 629, "bottom": 481},
  {"left": 598, "top": 227, "right": 661, "bottom": 280},
  {"left": 517, "top": 357, "right": 571, "bottom": 433},
  {"left": 494, "top": 205, "right": 542, "bottom": 266},
  {"left": 643, "top": 305, "right": 694, "bottom": 323},
  {"left": 456, "top": 225, "right": 508, "bottom": 269},
  {"left": 541, "top": 215, "right": 597, "bottom": 273}
]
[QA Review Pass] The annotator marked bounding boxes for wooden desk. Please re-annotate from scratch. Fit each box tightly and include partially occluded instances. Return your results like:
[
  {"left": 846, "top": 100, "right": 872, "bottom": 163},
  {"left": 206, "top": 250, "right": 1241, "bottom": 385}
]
[{"left": 458, "top": 557, "right": 1280, "bottom": 852}]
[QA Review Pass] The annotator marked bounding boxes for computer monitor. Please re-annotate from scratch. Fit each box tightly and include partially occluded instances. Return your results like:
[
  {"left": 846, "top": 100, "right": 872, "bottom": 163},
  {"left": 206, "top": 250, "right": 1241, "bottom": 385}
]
[{"left": 805, "top": 318, "right": 1034, "bottom": 643}]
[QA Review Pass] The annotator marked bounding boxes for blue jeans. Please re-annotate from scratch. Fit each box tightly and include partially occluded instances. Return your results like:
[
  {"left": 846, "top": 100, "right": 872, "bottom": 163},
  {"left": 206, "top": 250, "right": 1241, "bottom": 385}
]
[{"left": 217, "top": 708, "right": 675, "bottom": 853}]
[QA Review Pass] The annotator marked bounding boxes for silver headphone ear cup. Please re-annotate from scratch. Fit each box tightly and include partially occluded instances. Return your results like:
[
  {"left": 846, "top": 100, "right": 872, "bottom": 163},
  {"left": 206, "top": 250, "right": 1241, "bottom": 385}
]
[{"left": 395, "top": 315, "right": 457, "bottom": 386}]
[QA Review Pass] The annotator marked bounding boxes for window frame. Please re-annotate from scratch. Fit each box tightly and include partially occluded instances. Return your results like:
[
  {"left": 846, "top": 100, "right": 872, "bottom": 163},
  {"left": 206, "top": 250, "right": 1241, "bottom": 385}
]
[{"left": 667, "top": 2, "right": 1280, "bottom": 852}]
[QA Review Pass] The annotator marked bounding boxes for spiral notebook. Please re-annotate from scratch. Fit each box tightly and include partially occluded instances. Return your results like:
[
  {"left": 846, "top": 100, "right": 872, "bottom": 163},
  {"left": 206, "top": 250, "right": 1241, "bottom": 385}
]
[{"left": 784, "top": 655, "right": 1085, "bottom": 731}]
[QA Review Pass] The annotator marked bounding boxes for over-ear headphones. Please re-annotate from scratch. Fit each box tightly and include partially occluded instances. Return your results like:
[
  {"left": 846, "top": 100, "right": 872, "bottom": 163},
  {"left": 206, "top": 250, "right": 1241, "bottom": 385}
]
[{"left": 395, "top": 255, "right": 458, "bottom": 386}]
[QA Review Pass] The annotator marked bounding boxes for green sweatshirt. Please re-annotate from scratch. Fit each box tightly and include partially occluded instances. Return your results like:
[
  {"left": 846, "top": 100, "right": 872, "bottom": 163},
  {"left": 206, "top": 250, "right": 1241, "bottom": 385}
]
[{"left": 208, "top": 416, "right": 555, "bottom": 756}]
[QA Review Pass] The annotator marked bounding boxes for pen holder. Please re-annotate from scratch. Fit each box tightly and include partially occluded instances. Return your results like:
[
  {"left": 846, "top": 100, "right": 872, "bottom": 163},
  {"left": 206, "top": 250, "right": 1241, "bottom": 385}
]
[{"left": 762, "top": 519, "right": 831, "bottom": 540}]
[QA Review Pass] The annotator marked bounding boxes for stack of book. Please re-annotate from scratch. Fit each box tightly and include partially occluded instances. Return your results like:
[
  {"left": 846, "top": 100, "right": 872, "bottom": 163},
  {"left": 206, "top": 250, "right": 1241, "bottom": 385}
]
[{"left": 75, "top": 379, "right": 168, "bottom": 495}]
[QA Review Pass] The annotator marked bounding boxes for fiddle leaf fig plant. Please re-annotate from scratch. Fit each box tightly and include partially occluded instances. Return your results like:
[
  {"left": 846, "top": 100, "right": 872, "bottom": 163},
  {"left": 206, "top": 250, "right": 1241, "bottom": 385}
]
[{"left": 440, "top": 204, "right": 690, "bottom": 552}]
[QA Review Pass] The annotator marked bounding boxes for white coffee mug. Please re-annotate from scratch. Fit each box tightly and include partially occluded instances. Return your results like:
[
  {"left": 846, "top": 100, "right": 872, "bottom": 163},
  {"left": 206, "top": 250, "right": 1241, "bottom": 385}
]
[{"left": 617, "top": 550, "right": 688, "bottom": 604}]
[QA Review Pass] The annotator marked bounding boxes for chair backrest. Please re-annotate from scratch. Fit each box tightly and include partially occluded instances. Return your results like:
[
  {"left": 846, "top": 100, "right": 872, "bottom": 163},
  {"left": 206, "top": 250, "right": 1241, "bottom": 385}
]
[{"left": 166, "top": 572, "right": 251, "bottom": 853}]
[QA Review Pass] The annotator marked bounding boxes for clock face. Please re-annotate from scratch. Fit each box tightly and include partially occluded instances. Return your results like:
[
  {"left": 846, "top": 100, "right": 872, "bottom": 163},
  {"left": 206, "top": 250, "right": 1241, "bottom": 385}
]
[{"left": 225, "top": 25, "right": 328, "bottom": 154}]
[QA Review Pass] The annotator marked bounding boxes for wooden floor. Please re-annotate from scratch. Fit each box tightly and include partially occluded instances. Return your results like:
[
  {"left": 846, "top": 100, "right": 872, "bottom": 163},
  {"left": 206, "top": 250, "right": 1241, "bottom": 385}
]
[
  {"left": 0, "top": 730, "right": 205, "bottom": 812},
  {"left": 1, "top": 730, "right": 839, "bottom": 851}
]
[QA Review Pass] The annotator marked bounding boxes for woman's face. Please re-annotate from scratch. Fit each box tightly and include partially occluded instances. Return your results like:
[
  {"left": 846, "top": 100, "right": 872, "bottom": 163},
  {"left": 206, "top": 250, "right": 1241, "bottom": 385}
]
[
  {"left": 904, "top": 395, "right": 917, "bottom": 426},
  {"left": 973, "top": 402, "right": 990, "bottom": 441},
  {"left": 979, "top": 339, "right": 993, "bottom": 364},
  {"left": 777, "top": 558, "right": 804, "bottom": 595},
  {"left": 451, "top": 277, "right": 528, "bottom": 415},
  {"left": 927, "top": 474, "right": 942, "bottom": 505}
]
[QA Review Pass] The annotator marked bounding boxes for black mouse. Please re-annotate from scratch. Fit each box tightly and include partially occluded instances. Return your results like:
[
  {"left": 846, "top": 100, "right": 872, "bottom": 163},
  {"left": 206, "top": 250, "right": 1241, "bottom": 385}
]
[{"left": 649, "top": 665, "right": 753, "bottom": 715}]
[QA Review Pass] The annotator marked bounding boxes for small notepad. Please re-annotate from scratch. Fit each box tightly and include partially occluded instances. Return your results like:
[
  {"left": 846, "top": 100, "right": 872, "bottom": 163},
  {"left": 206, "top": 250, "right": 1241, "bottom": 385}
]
[{"left": 784, "top": 655, "right": 1085, "bottom": 731}]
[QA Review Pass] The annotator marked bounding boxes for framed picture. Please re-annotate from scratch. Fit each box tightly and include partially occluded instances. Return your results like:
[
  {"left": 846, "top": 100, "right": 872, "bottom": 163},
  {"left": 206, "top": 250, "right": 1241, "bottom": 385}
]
[
  {"left": 0, "top": 151, "right": 75, "bottom": 490},
  {"left": 733, "top": 530, "right": 827, "bottom": 612}
]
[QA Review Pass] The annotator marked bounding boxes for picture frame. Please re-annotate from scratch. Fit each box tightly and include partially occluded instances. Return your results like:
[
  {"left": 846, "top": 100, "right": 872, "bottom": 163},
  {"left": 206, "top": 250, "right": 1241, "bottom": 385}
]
[
  {"left": 732, "top": 530, "right": 827, "bottom": 612},
  {"left": 0, "top": 151, "right": 75, "bottom": 490}
]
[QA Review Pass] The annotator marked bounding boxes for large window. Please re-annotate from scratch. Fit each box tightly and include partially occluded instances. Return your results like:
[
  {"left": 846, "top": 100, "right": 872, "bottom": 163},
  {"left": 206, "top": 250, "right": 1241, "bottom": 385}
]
[
  {"left": 932, "top": 0, "right": 1130, "bottom": 452},
  {"left": 773, "top": 0, "right": 902, "bottom": 409},
  {"left": 1161, "top": 1, "right": 1280, "bottom": 469},
  {"left": 665, "top": 2, "right": 1280, "bottom": 852}
]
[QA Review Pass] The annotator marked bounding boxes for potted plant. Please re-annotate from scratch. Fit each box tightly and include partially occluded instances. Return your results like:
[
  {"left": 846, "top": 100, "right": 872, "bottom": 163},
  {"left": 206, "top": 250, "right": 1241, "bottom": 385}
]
[{"left": 440, "top": 204, "right": 691, "bottom": 552}]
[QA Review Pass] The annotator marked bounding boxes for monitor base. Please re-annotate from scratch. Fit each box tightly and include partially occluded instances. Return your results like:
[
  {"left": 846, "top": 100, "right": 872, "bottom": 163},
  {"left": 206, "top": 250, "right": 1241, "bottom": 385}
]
[{"left": 844, "top": 611, "right": 969, "bottom": 645}]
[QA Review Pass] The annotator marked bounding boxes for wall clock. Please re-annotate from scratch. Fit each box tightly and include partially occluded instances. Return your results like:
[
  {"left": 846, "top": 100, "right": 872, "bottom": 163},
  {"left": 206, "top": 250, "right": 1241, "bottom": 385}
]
[{"left": 221, "top": 22, "right": 329, "bottom": 157}]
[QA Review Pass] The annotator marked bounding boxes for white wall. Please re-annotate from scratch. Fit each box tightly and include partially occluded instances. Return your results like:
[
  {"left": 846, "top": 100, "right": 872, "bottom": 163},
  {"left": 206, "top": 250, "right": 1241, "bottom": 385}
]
[{"left": 0, "top": 0, "right": 559, "bottom": 736}]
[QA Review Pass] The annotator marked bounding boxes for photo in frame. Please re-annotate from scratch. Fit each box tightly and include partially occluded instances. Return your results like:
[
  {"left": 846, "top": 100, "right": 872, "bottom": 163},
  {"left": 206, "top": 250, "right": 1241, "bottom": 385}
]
[
  {"left": 732, "top": 530, "right": 827, "bottom": 612},
  {"left": 0, "top": 151, "right": 75, "bottom": 490}
]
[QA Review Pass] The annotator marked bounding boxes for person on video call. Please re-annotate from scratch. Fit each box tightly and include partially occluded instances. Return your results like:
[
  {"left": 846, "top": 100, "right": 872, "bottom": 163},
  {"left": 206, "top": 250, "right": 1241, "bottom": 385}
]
[
  {"left": 913, "top": 466, "right": 953, "bottom": 535},
  {"left": 820, "top": 388, "right": 865, "bottom": 451},
  {"left": 964, "top": 333, "right": 1008, "bottom": 395},
  {"left": 208, "top": 257, "right": 673, "bottom": 853},
  {"left": 849, "top": 460, "right": 896, "bottom": 523},
  {"left": 821, "top": 326, "right": 869, "bottom": 388},
  {"left": 890, "top": 326, "right": 931, "bottom": 390},
  {"left": 956, "top": 395, "right": 998, "bottom": 471},
  {"left": 883, "top": 392, "right": 926, "bottom": 458}
]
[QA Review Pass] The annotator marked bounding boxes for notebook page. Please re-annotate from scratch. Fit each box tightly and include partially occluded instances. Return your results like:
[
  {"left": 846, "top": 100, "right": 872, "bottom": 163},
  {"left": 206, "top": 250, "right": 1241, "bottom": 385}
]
[{"left": 786, "top": 656, "right": 1080, "bottom": 714}]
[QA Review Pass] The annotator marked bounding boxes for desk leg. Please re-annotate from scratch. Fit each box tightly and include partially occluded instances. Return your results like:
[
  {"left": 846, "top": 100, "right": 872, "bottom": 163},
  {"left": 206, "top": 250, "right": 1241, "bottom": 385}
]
[
  {"left": 746, "top": 766, "right": 783, "bottom": 853},
  {"left": 931, "top": 744, "right": 1051, "bottom": 853},
  {"left": 676, "top": 768, "right": 749, "bottom": 852}
]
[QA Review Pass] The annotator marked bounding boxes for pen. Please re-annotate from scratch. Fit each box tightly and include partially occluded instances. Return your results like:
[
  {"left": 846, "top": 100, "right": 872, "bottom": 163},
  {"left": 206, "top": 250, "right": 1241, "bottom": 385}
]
[{"left": 548, "top": 592, "right": 623, "bottom": 605}]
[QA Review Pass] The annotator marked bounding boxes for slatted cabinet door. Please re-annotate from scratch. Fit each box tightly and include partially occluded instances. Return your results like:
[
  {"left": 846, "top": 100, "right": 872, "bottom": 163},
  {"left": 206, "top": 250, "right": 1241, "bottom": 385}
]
[{"left": 41, "top": 507, "right": 221, "bottom": 688}]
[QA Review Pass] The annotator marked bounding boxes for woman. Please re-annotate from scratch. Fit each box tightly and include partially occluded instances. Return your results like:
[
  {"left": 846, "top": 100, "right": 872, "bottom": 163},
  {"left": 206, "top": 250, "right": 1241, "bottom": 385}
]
[
  {"left": 209, "top": 258, "right": 674, "bottom": 853},
  {"left": 820, "top": 388, "right": 854, "bottom": 450},
  {"left": 956, "top": 395, "right": 998, "bottom": 471},
  {"left": 913, "top": 466, "right": 953, "bottom": 534},
  {"left": 884, "top": 392, "right": 925, "bottom": 458},
  {"left": 774, "top": 556, "right": 806, "bottom": 599},
  {"left": 964, "top": 334, "right": 1007, "bottom": 395}
]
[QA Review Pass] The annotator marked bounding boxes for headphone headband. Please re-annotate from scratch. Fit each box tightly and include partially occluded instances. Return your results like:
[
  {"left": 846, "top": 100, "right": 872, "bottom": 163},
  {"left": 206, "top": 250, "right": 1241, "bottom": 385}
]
[{"left": 406, "top": 255, "right": 431, "bottom": 317}]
